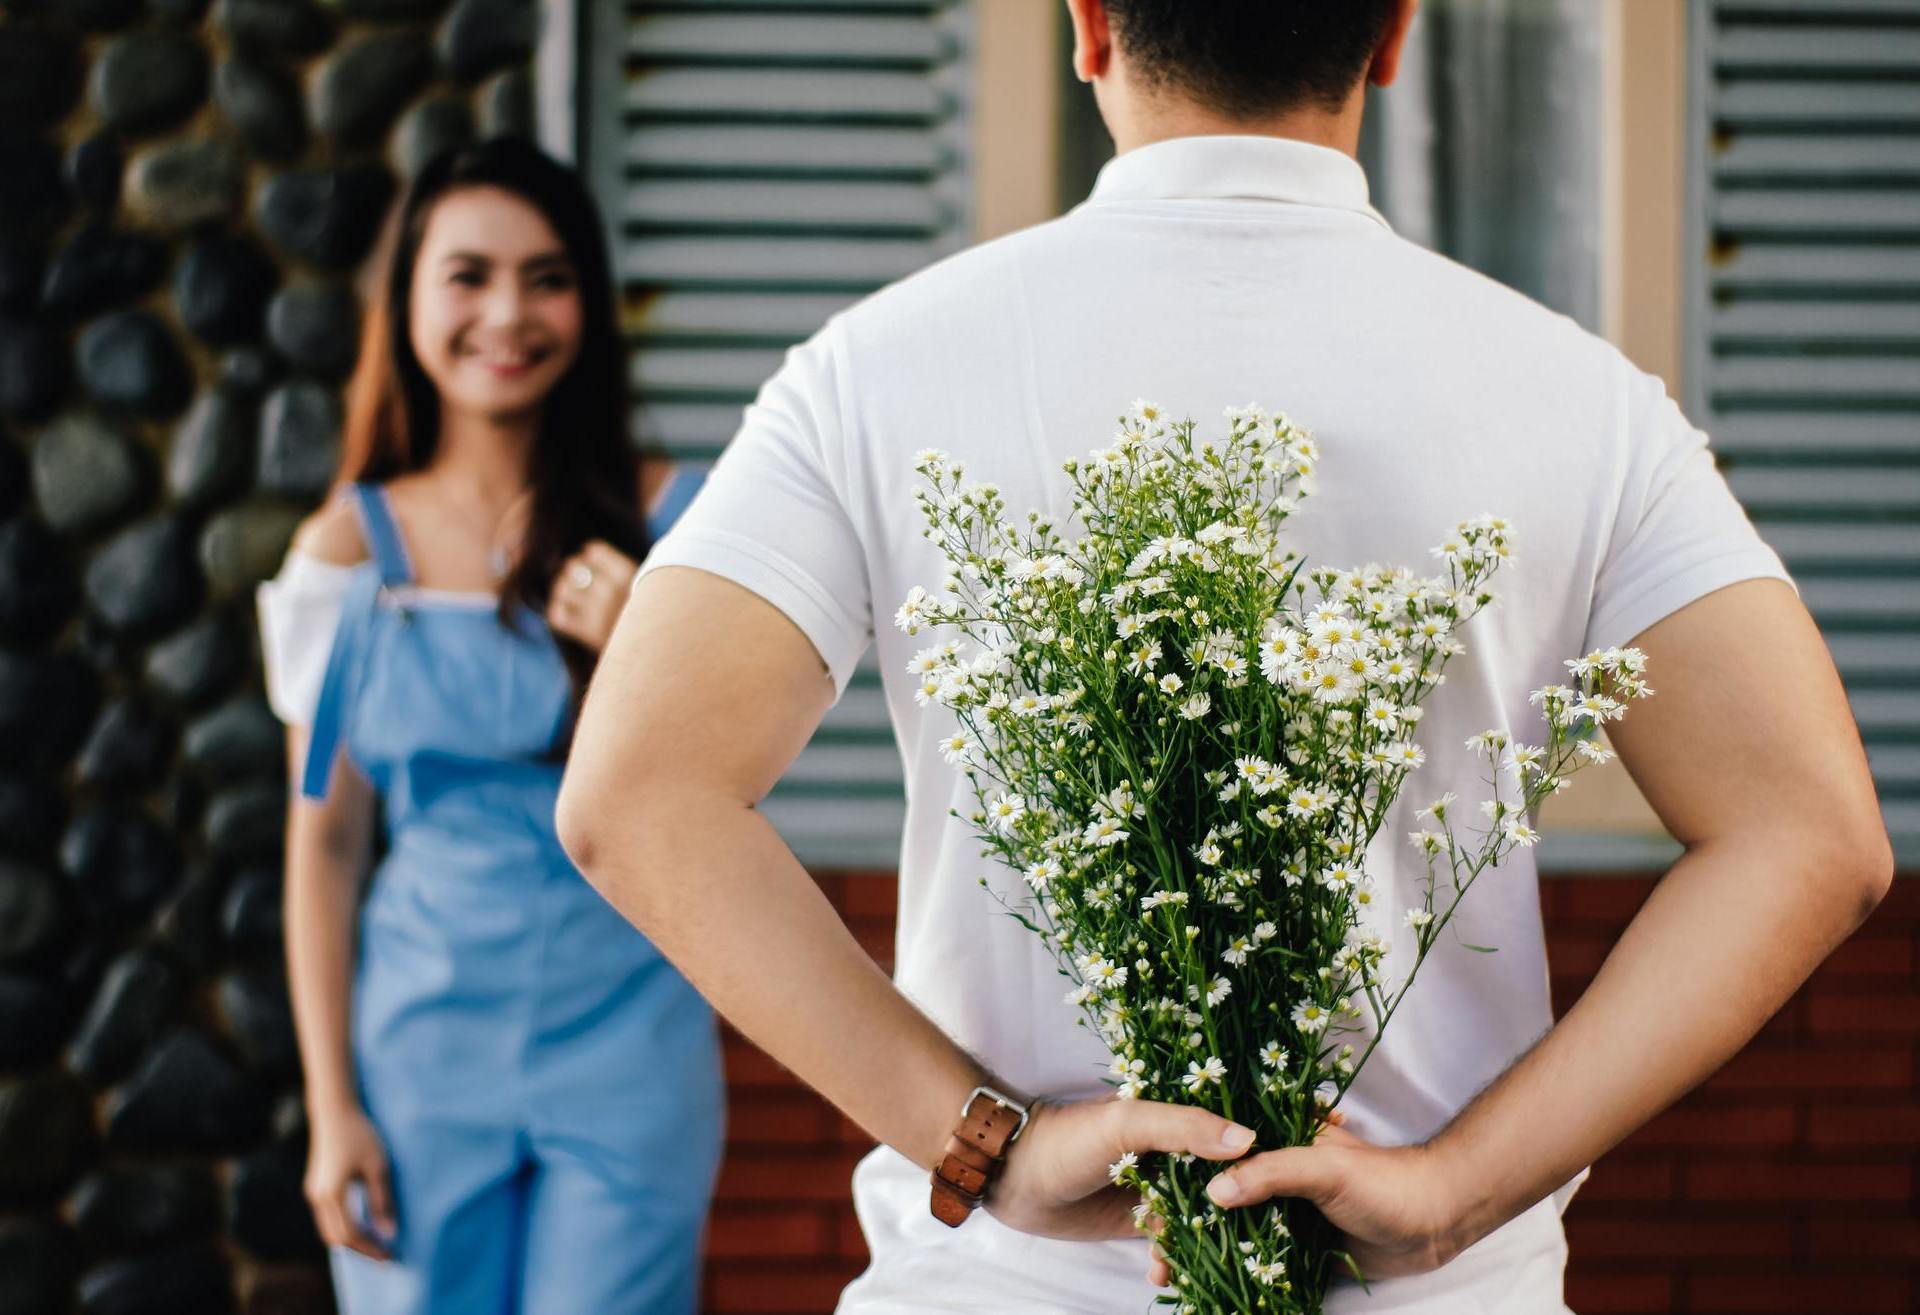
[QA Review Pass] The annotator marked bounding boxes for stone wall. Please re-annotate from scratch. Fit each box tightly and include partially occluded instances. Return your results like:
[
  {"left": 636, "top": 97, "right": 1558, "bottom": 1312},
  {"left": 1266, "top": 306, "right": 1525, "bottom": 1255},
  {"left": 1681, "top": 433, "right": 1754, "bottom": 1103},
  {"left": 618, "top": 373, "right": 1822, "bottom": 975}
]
[{"left": 0, "top": 2, "right": 538, "bottom": 1311}]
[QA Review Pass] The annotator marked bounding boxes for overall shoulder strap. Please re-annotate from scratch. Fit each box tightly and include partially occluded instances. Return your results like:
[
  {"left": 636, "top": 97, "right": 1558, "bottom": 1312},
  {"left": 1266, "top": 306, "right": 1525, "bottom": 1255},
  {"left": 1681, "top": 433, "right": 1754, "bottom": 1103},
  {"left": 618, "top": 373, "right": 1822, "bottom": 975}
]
[
  {"left": 350, "top": 482, "right": 414, "bottom": 586},
  {"left": 646, "top": 466, "right": 707, "bottom": 541},
  {"left": 299, "top": 567, "right": 382, "bottom": 801}
]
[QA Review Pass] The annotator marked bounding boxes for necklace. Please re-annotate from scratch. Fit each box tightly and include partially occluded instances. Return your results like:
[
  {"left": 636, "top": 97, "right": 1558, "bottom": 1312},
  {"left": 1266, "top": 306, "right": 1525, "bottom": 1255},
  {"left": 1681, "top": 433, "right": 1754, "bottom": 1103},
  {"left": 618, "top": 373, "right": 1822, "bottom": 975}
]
[{"left": 433, "top": 484, "right": 533, "bottom": 582}]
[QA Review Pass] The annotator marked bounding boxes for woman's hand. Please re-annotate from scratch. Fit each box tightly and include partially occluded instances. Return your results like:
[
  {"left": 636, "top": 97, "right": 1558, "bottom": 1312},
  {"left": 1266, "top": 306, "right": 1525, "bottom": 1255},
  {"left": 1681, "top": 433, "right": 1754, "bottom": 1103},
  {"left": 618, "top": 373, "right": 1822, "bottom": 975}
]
[
  {"left": 305, "top": 1102, "right": 397, "bottom": 1260},
  {"left": 547, "top": 541, "right": 638, "bottom": 653}
]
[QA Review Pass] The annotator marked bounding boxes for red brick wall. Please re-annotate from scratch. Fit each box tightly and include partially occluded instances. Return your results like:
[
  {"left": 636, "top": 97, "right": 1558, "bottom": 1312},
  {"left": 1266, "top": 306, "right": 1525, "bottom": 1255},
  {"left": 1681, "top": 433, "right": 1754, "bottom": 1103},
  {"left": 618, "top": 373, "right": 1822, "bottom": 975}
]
[{"left": 700, "top": 874, "right": 1919, "bottom": 1314}]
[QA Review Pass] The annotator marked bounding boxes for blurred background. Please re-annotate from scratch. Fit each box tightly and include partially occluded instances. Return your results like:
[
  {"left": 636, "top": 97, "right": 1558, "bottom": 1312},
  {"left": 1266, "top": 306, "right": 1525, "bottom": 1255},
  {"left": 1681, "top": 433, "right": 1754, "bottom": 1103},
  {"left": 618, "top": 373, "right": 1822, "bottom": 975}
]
[{"left": 0, "top": 0, "right": 1911, "bottom": 1312}]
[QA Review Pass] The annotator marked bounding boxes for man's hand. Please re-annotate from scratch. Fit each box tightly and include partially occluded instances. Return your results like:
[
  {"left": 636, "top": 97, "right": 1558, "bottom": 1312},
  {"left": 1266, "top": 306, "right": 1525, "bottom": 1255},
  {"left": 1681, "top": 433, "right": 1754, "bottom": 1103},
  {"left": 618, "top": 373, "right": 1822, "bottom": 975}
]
[
  {"left": 1177, "top": 1121, "right": 1463, "bottom": 1285},
  {"left": 988, "top": 1096, "right": 1257, "bottom": 1241}
]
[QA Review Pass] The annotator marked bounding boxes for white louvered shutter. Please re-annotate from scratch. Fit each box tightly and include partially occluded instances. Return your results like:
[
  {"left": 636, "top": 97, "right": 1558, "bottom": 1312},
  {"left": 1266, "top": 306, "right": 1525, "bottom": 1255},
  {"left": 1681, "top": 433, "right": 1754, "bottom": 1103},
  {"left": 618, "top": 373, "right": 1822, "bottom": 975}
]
[
  {"left": 1686, "top": 0, "right": 1920, "bottom": 863},
  {"left": 582, "top": 0, "right": 973, "bottom": 866}
]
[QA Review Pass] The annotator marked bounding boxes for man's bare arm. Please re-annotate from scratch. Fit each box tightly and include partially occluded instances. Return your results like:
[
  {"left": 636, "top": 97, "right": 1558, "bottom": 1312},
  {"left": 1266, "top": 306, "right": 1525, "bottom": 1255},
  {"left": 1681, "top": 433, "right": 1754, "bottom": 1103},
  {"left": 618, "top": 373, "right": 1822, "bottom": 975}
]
[
  {"left": 556, "top": 566, "right": 1258, "bottom": 1241},
  {"left": 1205, "top": 579, "right": 1894, "bottom": 1271},
  {"left": 556, "top": 566, "right": 985, "bottom": 1170}
]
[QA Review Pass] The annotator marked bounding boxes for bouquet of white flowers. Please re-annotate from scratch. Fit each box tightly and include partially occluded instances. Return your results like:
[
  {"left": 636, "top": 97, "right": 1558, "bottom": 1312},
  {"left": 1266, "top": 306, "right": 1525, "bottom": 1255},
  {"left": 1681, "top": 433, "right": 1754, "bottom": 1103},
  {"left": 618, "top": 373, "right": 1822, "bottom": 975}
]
[{"left": 897, "top": 402, "right": 1650, "bottom": 1313}]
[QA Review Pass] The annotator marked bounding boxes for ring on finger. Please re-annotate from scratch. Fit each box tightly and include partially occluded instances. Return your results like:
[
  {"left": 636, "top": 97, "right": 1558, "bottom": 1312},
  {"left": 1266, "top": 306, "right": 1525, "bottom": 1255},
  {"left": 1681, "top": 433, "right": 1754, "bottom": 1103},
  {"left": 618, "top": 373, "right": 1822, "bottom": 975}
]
[{"left": 569, "top": 563, "right": 595, "bottom": 591}]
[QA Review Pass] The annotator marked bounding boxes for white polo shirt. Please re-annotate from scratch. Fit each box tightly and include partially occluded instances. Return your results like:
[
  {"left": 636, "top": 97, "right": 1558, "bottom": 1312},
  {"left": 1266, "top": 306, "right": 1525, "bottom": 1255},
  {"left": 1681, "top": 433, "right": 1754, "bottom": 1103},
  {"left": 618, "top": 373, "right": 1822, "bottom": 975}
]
[{"left": 639, "top": 134, "right": 1790, "bottom": 1313}]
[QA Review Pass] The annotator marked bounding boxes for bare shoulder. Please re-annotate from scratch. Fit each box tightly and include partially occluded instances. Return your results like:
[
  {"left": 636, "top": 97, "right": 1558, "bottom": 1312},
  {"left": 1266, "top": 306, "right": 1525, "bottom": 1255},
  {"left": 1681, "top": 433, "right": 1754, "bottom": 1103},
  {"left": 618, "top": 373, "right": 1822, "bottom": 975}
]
[{"left": 290, "top": 496, "right": 368, "bottom": 567}]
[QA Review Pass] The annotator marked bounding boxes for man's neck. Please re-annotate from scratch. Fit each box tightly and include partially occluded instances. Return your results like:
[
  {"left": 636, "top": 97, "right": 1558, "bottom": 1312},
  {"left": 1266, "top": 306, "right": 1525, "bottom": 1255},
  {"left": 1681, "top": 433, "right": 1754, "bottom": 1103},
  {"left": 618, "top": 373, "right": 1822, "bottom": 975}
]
[{"left": 1105, "top": 93, "right": 1365, "bottom": 161}]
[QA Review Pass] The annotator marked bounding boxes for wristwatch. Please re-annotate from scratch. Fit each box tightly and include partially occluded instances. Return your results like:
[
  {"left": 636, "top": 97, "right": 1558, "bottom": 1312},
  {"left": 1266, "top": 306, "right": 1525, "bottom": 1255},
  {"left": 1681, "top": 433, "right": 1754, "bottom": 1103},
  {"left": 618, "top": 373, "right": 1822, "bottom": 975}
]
[{"left": 929, "top": 1084, "right": 1031, "bottom": 1227}]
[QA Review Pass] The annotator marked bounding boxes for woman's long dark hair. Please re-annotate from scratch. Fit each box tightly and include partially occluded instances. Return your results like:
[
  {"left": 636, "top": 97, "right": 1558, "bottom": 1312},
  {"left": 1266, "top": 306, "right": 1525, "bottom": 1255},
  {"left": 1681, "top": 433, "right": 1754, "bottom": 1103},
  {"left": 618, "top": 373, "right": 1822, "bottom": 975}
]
[{"left": 335, "top": 137, "right": 643, "bottom": 711}]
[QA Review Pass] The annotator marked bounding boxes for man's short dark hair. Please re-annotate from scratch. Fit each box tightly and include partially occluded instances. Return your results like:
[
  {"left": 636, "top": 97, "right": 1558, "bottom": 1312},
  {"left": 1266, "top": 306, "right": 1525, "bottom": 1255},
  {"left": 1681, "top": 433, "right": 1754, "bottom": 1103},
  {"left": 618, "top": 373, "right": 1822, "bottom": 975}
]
[{"left": 1102, "top": 0, "right": 1401, "bottom": 117}]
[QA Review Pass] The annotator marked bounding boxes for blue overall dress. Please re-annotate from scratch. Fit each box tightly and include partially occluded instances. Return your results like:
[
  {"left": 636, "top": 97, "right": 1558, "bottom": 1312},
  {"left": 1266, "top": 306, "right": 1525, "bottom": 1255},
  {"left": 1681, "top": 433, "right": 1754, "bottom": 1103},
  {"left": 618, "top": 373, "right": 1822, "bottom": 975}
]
[{"left": 301, "top": 480, "right": 722, "bottom": 1315}]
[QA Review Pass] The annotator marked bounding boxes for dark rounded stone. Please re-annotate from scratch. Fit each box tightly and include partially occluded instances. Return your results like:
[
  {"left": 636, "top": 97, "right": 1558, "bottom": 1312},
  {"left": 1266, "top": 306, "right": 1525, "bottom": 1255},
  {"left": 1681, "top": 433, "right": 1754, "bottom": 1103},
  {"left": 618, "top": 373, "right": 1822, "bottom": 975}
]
[
  {"left": 150, "top": 0, "right": 214, "bottom": 21},
  {"left": 312, "top": 32, "right": 433, "bottom": 149},
  {"left": 220, "top": 867, "right": 281, "bottom": 953},
  {"left": 0, "top": 860, "right": 68, "bottom": 968},
  {"left": 0, "top": 973, "right": 66, "bottom": 1069},
  {"left": 220, "top": 347, "right": 277, "bottom": 394},
  {"left": 30, "top": 414, "right": 146, "bottom": 535},
  {"left": 155, "top": 863, "right": 222, "bottom": 972},
  {"left": 0, "top": 776, "right": 64, "bottom": 865},
  {"left": 128, "top": 138, "right": 244, "bottom": 233},
  {"left": 217, "top": 0, "right": 333, "bottom": 58},
  {"left": 0, "top": 518, "right": 78, "bottom": 645},
  {"left": 394, "top": 94, "right": 472, "bottom": 179},
  {"left": 321, "top": 0, "right": 448, "bottom": 18},
  {"left": 68, "top": 947, "right": 185, "bottom": 1085},
  {"left": 66, "top": 0, "right": 145, "bottom": 26},
  {"left": 77, "top": 1244, "right": 233, "bottom": 1315},
  {"left": 0, "top": 651, "right": 98, "bottom": 775},
  {"left": 0, "top": 1216, "right": 78, "bottom": 1315},
  {"left": 145, "top": 611, "right": 246, "bottom": 707},
  {"left": 0, "top": 438, "right": 21, "bottom": 521},
  {"left": 256, "top": 166, "right": 395, "bottom": 269},
  {"left": 270, "top": 1089, "right": 306, "bottom": 1143},
  {"left": 60, "top": 804, "right": 180, "bottom": 920},
  {"left": 105, "top": 1028, "right": 268, "bottom": 1153},
  {"left": 229, "top": 1140, "right": 318, "bottom": 1260},
  {"left": 255, "top": 382, "right": 339, "bottom": 499},
  {"left": 0, "top": 138, "right": 68, "bottom": 237},
  {"left": 0, "top": 1072, "right": 95, "bottom": 1203},
  {"left": 203, "top": 784, "right": 282, "bottom": 865},
  {"left": 0, "top": 235, "right": 42, "bottom": 314},
  {"left": 215, "top": 56, "right": 307, "bottom": 162},
  {"left": 444, "top": 0, "right": 537, "bottom": 85},
  {"left": 167, "top": 388, "right": 256, "bottom": 509},
  {"left": 86, "top": 515, "right": 203, "bottom": 637},
  {"left": 76, "top": 698, "right": 175, "bottom": 789},
  {"left": 266, "top": 282, "right": 359, "bottom": 379},
  {"left": 163, "top": 773, "right": 205, "bottom": 835},
  {"left": 91, "top": 30, "right": 209, "bottom": 135},
  {"left": 41, "top": 228, "right": 169, "bottom": 323},
  {"left": 66, "top": 136, "right": 126, "bottom": 216},
  {"left": 71, "top": 1163, "right": 218, "bottom": 1252},
  {"left": 0, "top": 316, "right": 68, "bottom": 421},
  {"left": 480, "top": 67, "right": 534, "bottom": 138},
  {"left": 217, "top": 968, "right": 296, "bottom": 1074},
  {"left": 199, "top": 503, "right": 301, "bottom": 603},
  {"left": 175, "top": 233, "right": 276, "bottom": 347},
  {"left": 0, "top": 24, "right": 81, "bottom": 133},
  {"left": 76, "top": 313, "right": 191, "bottom": 418},
  {"left": 0, "top": 435, "right": 21, "bottom": 518},
  {"left": 184, "top": 695, "right": 281, "bottom": 784}
]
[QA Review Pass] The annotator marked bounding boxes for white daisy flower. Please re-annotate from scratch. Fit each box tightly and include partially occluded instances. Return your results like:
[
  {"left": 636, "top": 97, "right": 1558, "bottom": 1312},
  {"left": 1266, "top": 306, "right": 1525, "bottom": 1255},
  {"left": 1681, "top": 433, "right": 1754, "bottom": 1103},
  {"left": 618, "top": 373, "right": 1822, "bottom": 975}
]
[
  {"left": 1183, "top": 1056, "right": 1227, "bottom": 1093},
  {"left": 1291, "top": 1001, "right": 1331, "bottom": 1034},
  {"left": 987, "top": 793, "right": 1026, "bottom": 833}
]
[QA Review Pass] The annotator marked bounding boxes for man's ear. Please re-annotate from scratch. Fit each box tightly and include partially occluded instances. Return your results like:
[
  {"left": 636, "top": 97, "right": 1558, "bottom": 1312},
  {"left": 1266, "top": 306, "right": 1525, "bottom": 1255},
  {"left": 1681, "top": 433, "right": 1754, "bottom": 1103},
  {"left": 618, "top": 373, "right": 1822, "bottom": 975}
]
[
  {"left": 1369, "top": 0, "right": 1420, "bottom": 88},
  {"left": 1063, "top": 0, "right": 1114, "bottom": 84}
]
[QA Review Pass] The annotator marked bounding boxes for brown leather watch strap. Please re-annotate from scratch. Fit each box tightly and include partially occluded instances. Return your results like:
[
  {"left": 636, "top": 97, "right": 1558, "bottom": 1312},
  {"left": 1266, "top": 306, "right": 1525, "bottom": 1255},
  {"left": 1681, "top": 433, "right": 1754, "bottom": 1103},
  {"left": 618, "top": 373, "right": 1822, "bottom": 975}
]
[{"left": 929, "top": 1089, "right": 1026, "bottom": 1228}]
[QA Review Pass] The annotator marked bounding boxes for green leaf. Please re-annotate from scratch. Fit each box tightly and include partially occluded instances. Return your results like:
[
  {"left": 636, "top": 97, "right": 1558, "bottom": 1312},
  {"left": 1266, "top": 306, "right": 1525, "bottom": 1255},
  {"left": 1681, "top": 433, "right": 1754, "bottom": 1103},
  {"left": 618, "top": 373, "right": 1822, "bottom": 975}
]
[
  {"left": 1459, "top": 942, "right": 1499, "bottom": 953},
  {"left": 1334, "top": 1249, "right": 1371, "bottom": 1292}
]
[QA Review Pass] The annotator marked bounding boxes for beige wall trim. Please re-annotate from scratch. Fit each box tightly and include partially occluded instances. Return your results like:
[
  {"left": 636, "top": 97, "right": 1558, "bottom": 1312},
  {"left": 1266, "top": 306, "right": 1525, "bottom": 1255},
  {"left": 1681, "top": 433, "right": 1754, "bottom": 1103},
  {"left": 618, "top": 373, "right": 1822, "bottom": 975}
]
[
  {"left": 1604, "top": 0, "right": 1689, "bottom": 395},
  {"left": 973, "top": 0, "right": 1063, "bottom": 242},
  {"left": 536, "top": 0, "right": 579, "bottom": 163},
  {"left": 1546, "top": 1, "right": 1689, "bottom": 842}
]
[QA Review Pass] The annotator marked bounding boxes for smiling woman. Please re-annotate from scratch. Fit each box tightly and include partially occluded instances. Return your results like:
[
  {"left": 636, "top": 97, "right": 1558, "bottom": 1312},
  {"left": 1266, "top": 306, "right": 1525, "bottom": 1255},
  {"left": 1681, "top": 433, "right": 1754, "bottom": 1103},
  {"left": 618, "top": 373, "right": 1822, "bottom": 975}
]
[{"left": 253, "top": 139, "right": 722, "bottom": 1315}]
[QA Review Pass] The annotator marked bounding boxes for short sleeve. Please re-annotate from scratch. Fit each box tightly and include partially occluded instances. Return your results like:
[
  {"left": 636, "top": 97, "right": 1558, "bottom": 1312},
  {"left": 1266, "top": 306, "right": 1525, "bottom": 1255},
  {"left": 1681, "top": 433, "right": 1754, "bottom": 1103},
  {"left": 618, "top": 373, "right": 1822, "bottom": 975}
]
[
  {"left": 1584, "top": 363, "right": 1795, "bottom": 653},
  {"left": 636, "top": 321, "right": 872, "bottom": 699},
  {"left": 256, "top": 551, "right": 355, "bottom": 727}
]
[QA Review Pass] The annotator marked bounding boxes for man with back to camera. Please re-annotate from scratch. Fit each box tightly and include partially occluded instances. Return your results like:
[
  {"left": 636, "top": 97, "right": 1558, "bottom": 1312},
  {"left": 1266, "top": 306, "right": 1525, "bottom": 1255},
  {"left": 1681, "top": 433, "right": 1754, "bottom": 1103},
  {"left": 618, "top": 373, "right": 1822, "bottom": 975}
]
[{"left": 555, "top": 1, "right": 1893, "bottom": 1310}]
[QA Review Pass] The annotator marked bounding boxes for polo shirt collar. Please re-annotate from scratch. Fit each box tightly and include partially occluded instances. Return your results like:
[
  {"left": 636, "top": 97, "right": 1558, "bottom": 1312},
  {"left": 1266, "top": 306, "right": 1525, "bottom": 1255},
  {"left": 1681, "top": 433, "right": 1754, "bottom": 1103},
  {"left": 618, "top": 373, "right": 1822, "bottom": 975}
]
[{"left": 1083, "top": 133, "right": 1391, "bottom": 230}]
